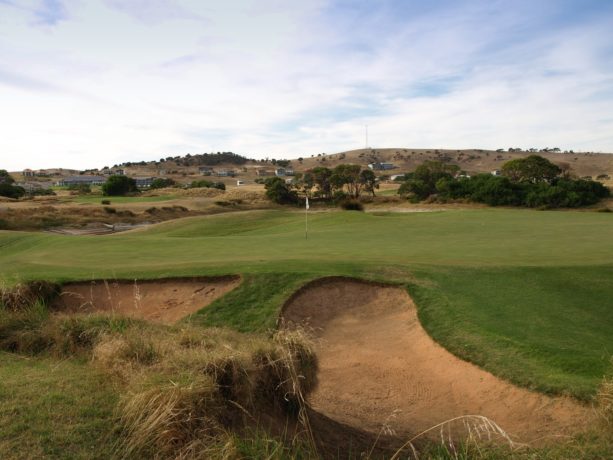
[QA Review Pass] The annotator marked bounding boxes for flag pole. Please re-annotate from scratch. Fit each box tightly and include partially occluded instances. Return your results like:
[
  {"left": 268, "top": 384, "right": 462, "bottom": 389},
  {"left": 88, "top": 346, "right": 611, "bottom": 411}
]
[{"left": 305, "top": 196, "right": 309, "bottom": 240}]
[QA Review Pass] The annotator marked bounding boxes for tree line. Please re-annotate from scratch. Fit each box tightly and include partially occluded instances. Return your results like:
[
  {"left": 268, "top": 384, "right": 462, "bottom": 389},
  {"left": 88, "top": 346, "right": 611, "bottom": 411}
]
[
  {"left": 264, "top": 164, "right": 377, "bottom": 205},
  {"left": 398, "top": 156, "right": 610, "bottom": 208}
]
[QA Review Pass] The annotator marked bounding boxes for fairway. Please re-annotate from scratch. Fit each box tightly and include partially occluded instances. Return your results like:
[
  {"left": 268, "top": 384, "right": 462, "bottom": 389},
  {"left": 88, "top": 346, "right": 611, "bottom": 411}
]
[{"left": 1, "top": 208, "right": 612, "bottom": 401}]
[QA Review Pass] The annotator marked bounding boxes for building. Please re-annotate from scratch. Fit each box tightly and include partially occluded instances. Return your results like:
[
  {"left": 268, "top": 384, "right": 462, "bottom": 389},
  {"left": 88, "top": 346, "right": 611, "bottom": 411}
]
[
  {"left": 199, "top": 166, "right": 214, "bottom": 176},
  {"left": 275, "top": 168, "right": 295, "bottom": 177},
  {"left": 368, "top": 162, "right": 396, "bottom": 171},
  {"left": 216, "top": 169, "right": 235, "bottom": 177},
  {"left": 135, "top": 177, "right": 154, "bottom": 188},
  {"left": 23, "top": 169, "right": 34, "bottom": 177},
  {"left": 59, "top": 175, "right": 106, "bottom": 186}
]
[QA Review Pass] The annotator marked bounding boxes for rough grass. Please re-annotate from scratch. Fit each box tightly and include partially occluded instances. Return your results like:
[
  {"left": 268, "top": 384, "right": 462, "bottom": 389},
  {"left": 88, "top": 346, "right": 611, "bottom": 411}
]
[{"left": 0, "top": 302, "right": 318, "bottom": 459}]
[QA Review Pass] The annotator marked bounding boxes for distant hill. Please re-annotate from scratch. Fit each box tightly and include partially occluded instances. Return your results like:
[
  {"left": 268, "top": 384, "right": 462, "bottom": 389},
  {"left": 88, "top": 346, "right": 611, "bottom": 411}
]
[
  {"left": 296, "top": 148, "right": 613, "bottom": 181},
  {"left": 10, "top": 148, "right": 612, "bottom": 185}
]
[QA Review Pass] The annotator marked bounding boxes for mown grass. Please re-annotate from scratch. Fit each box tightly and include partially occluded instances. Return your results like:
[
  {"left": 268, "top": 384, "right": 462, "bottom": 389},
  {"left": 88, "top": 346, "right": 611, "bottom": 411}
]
[
  {"left": 409, "top": 265, "right": 613, "bottom": 400},
  {"left": 0, "top": 354, "right": 118, "bottom": 459},
  {"left": 188, "top": 272, "right": 316, "bottom": 332}
]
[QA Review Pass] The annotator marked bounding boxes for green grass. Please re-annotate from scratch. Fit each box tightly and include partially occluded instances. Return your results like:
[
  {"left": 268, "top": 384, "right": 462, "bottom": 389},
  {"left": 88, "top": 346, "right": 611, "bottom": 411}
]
[
  {"left": 409, "top": 265, "right": 613, "bottom": 400},
  {"left": 187, "top": 272, "right": 316, "bottom": 332},
  {"left": 1, "top": 207, "right": 612, "bottom": 401},
  {"left": 0, "top": 354, "right": 118, "bottom": 459}
]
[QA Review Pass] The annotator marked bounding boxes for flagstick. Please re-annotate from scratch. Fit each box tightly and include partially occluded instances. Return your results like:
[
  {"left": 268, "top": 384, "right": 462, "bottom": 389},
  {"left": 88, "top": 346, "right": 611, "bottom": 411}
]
[
  {"left": 305, "top": 202, "right": 308, "bottom": 240},
  {"left": 305, "top": 196, "right": 309, "bottom": 240}
]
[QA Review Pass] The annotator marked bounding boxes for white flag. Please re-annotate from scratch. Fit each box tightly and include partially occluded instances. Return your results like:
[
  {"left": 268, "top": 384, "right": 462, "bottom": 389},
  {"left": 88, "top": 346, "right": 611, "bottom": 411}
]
[{"left": 305, "top": 196, "right": 309, "bottom": 210}]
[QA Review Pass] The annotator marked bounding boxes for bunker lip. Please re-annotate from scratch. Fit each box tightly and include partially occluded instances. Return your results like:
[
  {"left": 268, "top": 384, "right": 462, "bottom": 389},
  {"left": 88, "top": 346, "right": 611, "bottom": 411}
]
[
  {"left": 52, "top": 275, "right": 241, "bottom": 324},
  {"left": 280, "top": 277, "right": 594, "bottom": 446}
]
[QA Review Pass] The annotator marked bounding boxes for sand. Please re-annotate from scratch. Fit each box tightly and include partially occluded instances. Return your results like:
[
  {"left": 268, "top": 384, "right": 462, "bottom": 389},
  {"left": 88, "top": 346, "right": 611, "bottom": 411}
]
[
  {"left": 53, "top": 276, "right": 240, "bottom": 324},
  {"left": 281, "top": 278, "right": 594, "bottom": 445}
]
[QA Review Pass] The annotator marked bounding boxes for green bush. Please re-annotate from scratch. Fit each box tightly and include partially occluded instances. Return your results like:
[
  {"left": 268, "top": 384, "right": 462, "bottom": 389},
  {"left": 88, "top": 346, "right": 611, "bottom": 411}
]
[
  {"left": 264, "top": 177, "right": 298, "bottom": 205},
  {"left": 102, "top": 175, "right": 138, "bottom": 196},
  {"left": 340, "top": 199, "right": 364, "bottom": 211},
  {"left": 150, "top": 178, "right": 176, "bottom": 189},
  {"left": 0, "top": 183, "right": 25, "bottom": 199}
]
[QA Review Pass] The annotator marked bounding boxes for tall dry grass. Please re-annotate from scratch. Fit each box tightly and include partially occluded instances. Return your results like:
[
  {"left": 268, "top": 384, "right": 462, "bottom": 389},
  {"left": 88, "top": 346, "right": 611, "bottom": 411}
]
[{"left": 97, "top": 326, "right": 317, "bottom": 458}]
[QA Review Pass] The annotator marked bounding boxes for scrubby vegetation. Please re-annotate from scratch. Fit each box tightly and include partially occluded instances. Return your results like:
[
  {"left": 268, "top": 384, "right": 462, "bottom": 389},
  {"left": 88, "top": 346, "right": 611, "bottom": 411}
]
[
  {"left": 398, "top": 156, "right": 610, "bottom": 208},
  {"left": 190, "top": 179, "right": 226, "bottom": 190},
  {"left": 0, "top": 288, "right": 318, "bottom": 459},
  {"left": 149, "top": 178, "right": 176, "bottom": 189}
]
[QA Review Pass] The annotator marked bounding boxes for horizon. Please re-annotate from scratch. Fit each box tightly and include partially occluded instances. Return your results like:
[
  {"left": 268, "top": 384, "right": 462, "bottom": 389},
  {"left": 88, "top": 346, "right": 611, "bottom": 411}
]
[{"left": 2, "top": 1, "right": 613, "bottom": 171}]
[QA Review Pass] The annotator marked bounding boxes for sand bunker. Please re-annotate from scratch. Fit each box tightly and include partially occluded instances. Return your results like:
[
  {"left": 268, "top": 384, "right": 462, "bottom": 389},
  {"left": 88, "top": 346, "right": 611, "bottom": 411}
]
[
  {"left": 53, "top": 276, "right": 240, "bottom": 324},
  {"left": 281, "top": 278, "right": 594, "bottom": 445}
]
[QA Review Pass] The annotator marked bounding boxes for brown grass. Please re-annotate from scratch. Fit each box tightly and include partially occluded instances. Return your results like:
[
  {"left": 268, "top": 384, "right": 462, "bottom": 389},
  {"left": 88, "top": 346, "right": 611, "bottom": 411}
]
[{"left": 597, "top": 376, "right": 613, "bottom": 427}]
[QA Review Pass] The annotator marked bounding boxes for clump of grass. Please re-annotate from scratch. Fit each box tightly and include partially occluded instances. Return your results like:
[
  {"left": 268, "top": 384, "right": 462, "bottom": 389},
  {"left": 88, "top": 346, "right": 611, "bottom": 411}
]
[
  {"left": 0, "top": 280, "right": 60, "bottom": 311},
  {"left": 90, "top": 325, "right": 318, "bottom": 458},
  {"left": 116, "top": 377, "right": 221, "bottom": 459},
  {"left": 597, "top": 375, "right": 613, "bottom": 427}
]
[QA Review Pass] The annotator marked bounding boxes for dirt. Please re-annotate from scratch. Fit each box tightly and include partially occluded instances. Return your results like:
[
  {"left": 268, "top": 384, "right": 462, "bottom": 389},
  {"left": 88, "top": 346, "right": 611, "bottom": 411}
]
[
  {"left": 281, "top": 278, "right": 594, "bottom": 446},
  {"left": 53, "top": 276, "right": 240, "bottom": 324}
]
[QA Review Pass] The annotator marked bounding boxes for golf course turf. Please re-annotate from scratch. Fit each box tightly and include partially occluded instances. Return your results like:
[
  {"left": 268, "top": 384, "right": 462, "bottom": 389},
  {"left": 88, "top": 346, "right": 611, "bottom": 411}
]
[{"left": 1, "top": 207, "right": 612, "bottom": 457}]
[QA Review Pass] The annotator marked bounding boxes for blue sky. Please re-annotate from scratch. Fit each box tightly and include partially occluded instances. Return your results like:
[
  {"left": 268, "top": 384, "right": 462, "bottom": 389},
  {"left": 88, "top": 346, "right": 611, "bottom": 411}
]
[{"left": 1, "top": 0, "right": 613, "bottom": 170}]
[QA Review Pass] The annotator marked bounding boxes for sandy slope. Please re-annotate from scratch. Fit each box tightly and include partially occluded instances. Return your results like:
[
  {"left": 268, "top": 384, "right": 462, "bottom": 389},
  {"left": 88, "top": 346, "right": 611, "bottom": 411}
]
[
  {"left": 53, "top": 276, "right": 240, "bottom": 324},
  {"left": 281, "top": 278, "right": 594, "bottom": 445}
]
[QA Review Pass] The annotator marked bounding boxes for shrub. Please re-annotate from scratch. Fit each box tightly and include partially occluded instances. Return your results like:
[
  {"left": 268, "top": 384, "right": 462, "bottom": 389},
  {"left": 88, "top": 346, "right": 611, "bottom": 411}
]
[
  {"left": 68, "top": 183, "right": 91, "bottom": 194},
  {"left": 102, "top": 175, "right": 138, "bottom": 196},
  {"left": 340, "top": 199, "right": 364, "bottom": 211},
  {"left": 150, "top": 178, "right": 176, "bottom": 189},
  {"left": 0, "top": 183, "right": 25, "bottom": 199},
  {"left": 264, "top": 177, "right": 298, "bottom": 205},
  {"left": 104, "top": 206, "right": 116, "bottom": 214},
  {"left": 101, "top": 199, "right": 111, "bottom": 205}
]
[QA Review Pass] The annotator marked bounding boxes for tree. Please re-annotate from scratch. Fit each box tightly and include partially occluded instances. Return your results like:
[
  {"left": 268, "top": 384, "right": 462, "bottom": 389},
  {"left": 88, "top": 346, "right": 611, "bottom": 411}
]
[
  {"left": 359, "top": 169, "right": 378, "bottom": 197},
  {"left": 102, "top": 175, "right": 138, "bottom": 196},
  {"left": 264, "top": 177, "right": 298, "bottom": 205},
  {"left": 331, "top": 164, "right": 362, "bottom": 198},
  {"left": 501, "top": 155, "right": 561, "bottom": 183},
  {"left": 0, "top": 169, "right": 14, "bottom": 185},
  {"left": 399, "top": 161, "right": 458, "bottom": 199},
  {"left": 311, "top": 167, "right": 334, "bottom": 199}
]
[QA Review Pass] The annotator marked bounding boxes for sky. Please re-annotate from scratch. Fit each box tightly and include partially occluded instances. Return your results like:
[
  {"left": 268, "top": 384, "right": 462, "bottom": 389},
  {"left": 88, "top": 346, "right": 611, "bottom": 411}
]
[{"left": 1, "top": 0, "right": 613, "bottom": 170}]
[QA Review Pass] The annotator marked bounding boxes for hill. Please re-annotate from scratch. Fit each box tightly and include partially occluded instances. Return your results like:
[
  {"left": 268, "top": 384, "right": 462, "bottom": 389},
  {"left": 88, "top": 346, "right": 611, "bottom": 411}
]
[{"left": 9, "top": 148, "right": 613, "bottom": 188}]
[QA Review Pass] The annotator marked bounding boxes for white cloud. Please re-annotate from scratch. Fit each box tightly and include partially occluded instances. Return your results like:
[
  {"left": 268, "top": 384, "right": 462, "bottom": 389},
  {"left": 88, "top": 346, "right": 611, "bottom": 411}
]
[{"left": 0, "top": 0, "right": 612, "bottom": 170}]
